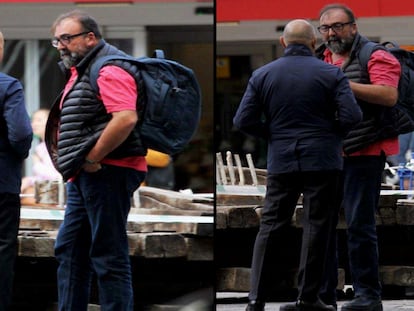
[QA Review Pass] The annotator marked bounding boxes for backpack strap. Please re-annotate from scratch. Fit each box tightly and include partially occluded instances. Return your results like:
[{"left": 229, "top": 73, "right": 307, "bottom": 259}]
[
  {"left": 382, "top": 41, "right": 400, "bottom": 49},
  {"left": 358, "top": 41, "right": 377, "bottom": 71},
  {"left": 358, "top": 41, "right": 390, "bottom": 72},
  {"left": 89, "top": 54, "right": 134, "bottom": 94},
  {"left": 89, "top": 49, "right": 167, "bottom": 94},
  {"left": 152, "top": 49, "right": 165, "bottom": 59}
]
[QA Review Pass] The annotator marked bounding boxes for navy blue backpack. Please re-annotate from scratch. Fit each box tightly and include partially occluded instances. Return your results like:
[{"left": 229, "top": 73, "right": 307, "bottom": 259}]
[
  {"left": 359, "top": 41, "right": 414, "bottom": 137},
  {"left": 89, "top": 50, "right": 202, "bottom": 155}
]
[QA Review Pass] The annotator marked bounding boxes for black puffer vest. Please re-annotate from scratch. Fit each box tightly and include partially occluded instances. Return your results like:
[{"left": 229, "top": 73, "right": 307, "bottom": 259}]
[
  {"left": 316, "top": 34, "right": 388, "bottom": 154},
  {"left": 45, "top": 40, "right": 146, "bottom": 181}
]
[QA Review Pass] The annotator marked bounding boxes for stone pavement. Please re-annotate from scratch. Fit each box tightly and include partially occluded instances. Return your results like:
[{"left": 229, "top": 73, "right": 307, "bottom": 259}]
[
  {"left": 216, "top": 293, "right": 414, "bottom": 311},
  {"left": 216, "top": 300, "right": 414, "bottom": 311}
]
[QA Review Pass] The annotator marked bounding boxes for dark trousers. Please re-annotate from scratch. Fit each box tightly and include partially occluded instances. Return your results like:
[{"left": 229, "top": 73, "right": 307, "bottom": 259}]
[
  {"left": 248, "top": 170, "right": 341, "bottom": 302},
  {"left": 0, "top": 193, "right": 20, "bottom": 311},
  {"left": 343, "top": 155, "right": 384, "bottom": 298},
  {"left": 321, "top": 155, "right": 384, "bottom": 303},
  {"left": 55, "top": 165, "right": 145, "bottom": 311}
]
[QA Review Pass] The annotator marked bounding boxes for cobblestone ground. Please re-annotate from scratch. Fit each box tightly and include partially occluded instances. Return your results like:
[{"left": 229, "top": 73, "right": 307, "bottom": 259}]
[
  {"left": 216, "top": 300, "right": 414, "bottom": 311},
  {"left": 216, "top": 293, "right": 414, "bottom": 311}
]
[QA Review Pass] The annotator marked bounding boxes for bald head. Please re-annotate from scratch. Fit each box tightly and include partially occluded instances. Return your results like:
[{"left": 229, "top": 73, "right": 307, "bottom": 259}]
[{"left": 281, "top": 19, "right": 316, "bottom": 50}]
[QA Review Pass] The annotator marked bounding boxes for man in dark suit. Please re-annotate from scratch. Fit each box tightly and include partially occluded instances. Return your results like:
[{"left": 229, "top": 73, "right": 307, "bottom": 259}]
[
  {"left": 0, "top": 30, "right": 33, "bottom": 311},
  {"left": 233, "top": 19, "right": 362, "bottom": 311}
]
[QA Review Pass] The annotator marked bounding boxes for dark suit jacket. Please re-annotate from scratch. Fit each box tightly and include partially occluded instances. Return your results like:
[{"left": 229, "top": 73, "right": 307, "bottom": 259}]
[
  {"left": 233, "top": 44, "right": 362, "bottom": 174},
  {"left": 0, "top": 73, "right": 32, "bottom": 193}
]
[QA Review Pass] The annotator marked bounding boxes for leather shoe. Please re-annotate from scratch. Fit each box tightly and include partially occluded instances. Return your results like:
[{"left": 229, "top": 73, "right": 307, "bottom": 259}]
[
  {"left": 246, "top": 300, "right": 265, "bottom": 311},
  {"left": 341, "top": 296, "right": 383, "bottom": 311},
  {"left": 280, "top": 299, "right": 336, "bottom": 310}
]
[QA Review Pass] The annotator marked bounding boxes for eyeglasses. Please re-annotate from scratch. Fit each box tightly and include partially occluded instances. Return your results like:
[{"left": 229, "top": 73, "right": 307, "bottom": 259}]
[
  {"left": 317, "top": 21, "right": 354, "bottom": 34},
  {"left": 51, "top": 31, "right": 90, "bottom": 48}
]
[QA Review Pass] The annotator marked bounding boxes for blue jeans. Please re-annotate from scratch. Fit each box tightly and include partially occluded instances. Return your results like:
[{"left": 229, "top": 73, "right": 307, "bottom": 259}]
[
  {"left": 0, "top": 193, "right": 20, "bottom": 311},
  {"left": 321, "top": 155, "right": 384, "bottom": 302},
  {"left": 55, "top": 165, "right": 145, "bottom": 311},
  {"left": 344, "top": 155, "right": 384, "bottom": 298}
]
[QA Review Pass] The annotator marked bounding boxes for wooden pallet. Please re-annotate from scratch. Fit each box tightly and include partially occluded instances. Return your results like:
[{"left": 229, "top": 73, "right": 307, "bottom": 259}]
[
  {"left": 15, "top": 186, "right": 214, "bottom": 310},
  {"left": 215, "top": 180, "right": 414, "bottom": 297}
]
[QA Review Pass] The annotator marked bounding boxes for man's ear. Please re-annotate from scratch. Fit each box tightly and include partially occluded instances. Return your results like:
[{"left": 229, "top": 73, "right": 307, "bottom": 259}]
[
  {"left": 311, "top": 38, "right": 316, "bottom": 50},
  {"left": 85, "top": 32, "right": 98, "bottom": 47},
  {"left": 280, "top": 36, "right": 287, "bottom": 48}
]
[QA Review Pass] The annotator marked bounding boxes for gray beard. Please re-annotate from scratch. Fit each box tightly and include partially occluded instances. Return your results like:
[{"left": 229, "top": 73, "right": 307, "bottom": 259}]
[
  {"left": 325, "top": 37, "right": 354, "bottom": 54},
  {"left": 60, "top": 52, "right": 80, "bottom": 69}
]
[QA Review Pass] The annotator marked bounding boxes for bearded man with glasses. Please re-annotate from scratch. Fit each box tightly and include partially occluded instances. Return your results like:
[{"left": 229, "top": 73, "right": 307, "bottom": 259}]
[
  {"left": 45, "top": 10, "right": 147, "bottom": 311},
  {"left": 315, "top": 4, "right": 401, "bottom": 311}
]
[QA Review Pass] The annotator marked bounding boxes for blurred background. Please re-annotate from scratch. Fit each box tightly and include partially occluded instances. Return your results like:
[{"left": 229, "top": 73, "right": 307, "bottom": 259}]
[
  {"left": 0, "top": 0, "right": 214, "bottom": 194},
  {"left": 216, "top": 0, "right": 414, "bottom": 170}
]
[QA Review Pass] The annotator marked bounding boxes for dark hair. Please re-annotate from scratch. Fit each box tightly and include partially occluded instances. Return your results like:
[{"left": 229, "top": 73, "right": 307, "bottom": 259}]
[
  {"left": 319, "top": 3, "right": 356, "bottom": 22},
  {"left": 51, "top": 9, "right": 102, "bottom": 39}
]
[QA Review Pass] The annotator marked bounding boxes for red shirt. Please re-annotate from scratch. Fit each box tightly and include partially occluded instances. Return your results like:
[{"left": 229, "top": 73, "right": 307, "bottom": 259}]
[
  {"left": 62, "top": 65, "right": 147, "bottom": 172},
  {"left": 323, "top": 48, "right": 401, "bottom": 156}
]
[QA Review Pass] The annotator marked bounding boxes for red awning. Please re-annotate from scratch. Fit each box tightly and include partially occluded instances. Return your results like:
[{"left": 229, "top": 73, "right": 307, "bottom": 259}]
[{"left": 217, "top": 0, "right": 414, "bottom": 22}]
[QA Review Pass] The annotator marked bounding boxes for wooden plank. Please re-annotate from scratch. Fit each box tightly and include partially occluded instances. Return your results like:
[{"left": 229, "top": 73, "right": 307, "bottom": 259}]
[
  {"left": 20, "top": 213, "right": 214, "bottom": 232},
  {"left": 396, "top": 199, "right": 414, "bottom": 225},
  {"left": 20, "top": 218, "right": 61, "bottom": 231},
  {"left": 17, "top": 231, "right": 213, "bottom": 260},
  {"left": 216, "top": 267, "right": 345, "bottom": 292},
  {"left": 138, "top": 186, "right": 213, "bottom": 207},
  {"left": 217, "top": 188, "right": 409, "bottom": 208},
  {"left": 291, "top": 206, "right": 397, "bottom": 228},
  {"left": 380, "top": 190, "right": 414, "bottom": 196},
  {"left": 216, "top": 204, "right": 402, "bottom": 230},
  {"left": 379, "top": 194, "right": 406, "bottom": 208},
  {"left": 216, "top": 206, "right": 260, "bottom": 229},
  {"left": 217, "top": 267, "right": 251, "bottom": 292},
  {"left": 185, "top": 237, "right": 213, "bottom": 261},
  {"left": 128, "top": 232, "right": 187, "bottom": 258},
  {"left": 375, "top": 207, "right": 397, "bottom": 225},
  {"left": 127, "top": 221, "right": 213, "bottom": 237},
  {"left": 216, "top": 185, "right": 266, "bottom": 206},
  {"left": 18, "top": 231, "right": 57, "bottom": 257},
  {"left": 190, "top": 222, "right": 214, "bottom": 237},
  {"left": 217, "top": 185, "right": 266, "bottom": 196},
  {"left": 20, "top": 208, "right": 213, "bottom": 223},
  {"left": 217, "top": 185, "right": 414, "bottom": 197},
  {"left": 215, "top": 211, "right": 228, "bottom": 230},
  {"left": 380, "top": 266, "right": 414, "bottom": 286},
  {"left": 216, "top": 193, "right": 265, "bottom": 206},
  {"left": 138, "top": 195, "right": 213, "bottom": 213},
  {"left": 130, "top": 206, "right": 213, "bottom": 216}
]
